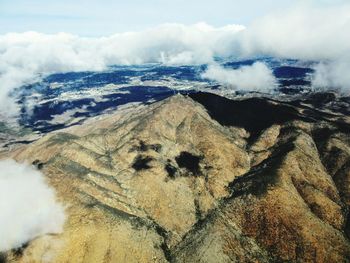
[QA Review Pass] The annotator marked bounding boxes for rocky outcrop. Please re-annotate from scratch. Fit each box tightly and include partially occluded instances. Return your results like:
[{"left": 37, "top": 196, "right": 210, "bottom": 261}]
[{"left": 1, "top": 92, "right": 350, "bottom": 262}]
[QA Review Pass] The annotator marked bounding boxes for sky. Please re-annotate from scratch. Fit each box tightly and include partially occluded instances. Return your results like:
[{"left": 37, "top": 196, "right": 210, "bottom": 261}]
[{"left": 0, "top": 0, "right": 322, "bottom": 36}]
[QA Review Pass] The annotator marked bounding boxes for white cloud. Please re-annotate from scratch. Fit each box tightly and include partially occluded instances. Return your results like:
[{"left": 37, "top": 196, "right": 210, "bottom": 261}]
[
  {"left": 0, "top": 159, "right": 65, "bottom": 252},
  {"left": 0, "top": 3, "right": 350, "bottom": 116},
  {"left": 312, "top": 58, "right": 350, "bottom": 93},
  {"left": 237, "top": 3, "right": 350, "bottom": 93},
  {"left": 202, "top": 62, "right": 276, "bottom": 92},
  {"left": 0, "top": 24, "right": 245, "bottom": 115},
  {"left": 238, "top": 4, "right": 350, "bottom": 60}
]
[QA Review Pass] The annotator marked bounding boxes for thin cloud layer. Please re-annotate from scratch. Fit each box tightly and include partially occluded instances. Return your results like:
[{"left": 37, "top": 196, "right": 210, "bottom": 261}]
[
  {"left": 0, "top": 159, "right": 65, "bottom": 252},
  {"left": 202, "top": 62, "right": 276, "bottom": 92}
]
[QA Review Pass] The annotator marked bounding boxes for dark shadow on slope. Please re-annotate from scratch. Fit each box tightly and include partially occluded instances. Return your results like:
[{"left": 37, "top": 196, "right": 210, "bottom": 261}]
[
  {"left": 189, "top": 92, "right": 309, "bottom": 140},
  {"left": 0, "top": 253, "right": 6, "bottom": 263},
  {"left": 175, "top": 151, "right": 203, "bottom": 176},
  {"left": 32, "top": 159, "right": 45, "bottom": 170},
  {"left": 165, "top": 162, "right": 178, "bottom": 178},
  {"left": 228, "top": 142, "right": 295, "bottom": 197},
  {"left": 129, "top": 140, "right": 162, "bottom": 153},
  {"left": 345, "top": 210, "right": 350, "bottom": 240},
  {"left": 132, "top": 155, "right": 154, "bottom": 171},
  {"left": 12, "top": 243, "right": 29, "bottom": 258}
]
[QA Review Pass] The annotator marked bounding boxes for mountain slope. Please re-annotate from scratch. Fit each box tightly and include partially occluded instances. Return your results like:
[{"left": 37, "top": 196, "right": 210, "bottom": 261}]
[{"left": 2, "top": 92, "right": 350, "bottom": 262}]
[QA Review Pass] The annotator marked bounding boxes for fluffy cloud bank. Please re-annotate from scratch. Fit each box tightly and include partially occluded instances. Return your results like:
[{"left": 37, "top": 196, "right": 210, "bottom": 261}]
[
  {"left": 0, "top": 3, "right": 350, "bottom": 115},
  {"left": 0, "top": 23, "right": 244, "bottom": 115},
  {"left": 0, "top": 159, "right": 65, "bottom": 252},
  {"left": 202, "top": 62, "right": 276, "bottom": 92}
]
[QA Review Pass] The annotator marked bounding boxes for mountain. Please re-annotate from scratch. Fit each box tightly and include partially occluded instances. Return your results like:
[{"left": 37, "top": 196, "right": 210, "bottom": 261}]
[{"left": 1, "top": 92, "right": 350, "bottom": 262}]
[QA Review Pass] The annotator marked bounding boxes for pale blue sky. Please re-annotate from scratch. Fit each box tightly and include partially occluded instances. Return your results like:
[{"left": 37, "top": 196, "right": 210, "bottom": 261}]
[{"left": 0, "top": 0, "right": 346, "bottom": 36}]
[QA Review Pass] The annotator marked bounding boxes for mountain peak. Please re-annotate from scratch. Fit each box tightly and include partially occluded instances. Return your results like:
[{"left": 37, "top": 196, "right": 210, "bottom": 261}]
[{"left": 3, "top": 92, "right": 350, "bottom": 262}]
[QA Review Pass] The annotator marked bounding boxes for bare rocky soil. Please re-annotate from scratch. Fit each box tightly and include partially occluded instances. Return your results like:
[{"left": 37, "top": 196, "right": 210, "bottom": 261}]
[{"left": 1, "top": 92, "right": 350, "bottom": 263}]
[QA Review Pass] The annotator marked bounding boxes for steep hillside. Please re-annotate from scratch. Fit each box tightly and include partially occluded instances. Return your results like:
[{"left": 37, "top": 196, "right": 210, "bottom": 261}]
[{"left": 1, "top": 92, "right": 350, "bottom": 263}]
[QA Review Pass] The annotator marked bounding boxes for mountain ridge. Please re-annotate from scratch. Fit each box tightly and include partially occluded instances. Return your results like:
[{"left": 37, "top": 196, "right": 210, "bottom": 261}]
[{"left": 1, "top": 92, "right": 350, "bottom": 262}]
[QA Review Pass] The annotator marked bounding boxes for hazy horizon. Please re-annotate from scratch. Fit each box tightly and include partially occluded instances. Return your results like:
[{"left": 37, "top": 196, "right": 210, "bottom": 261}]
[{"left": 0, "top": 0, "right": 346, "bottom": 36}]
